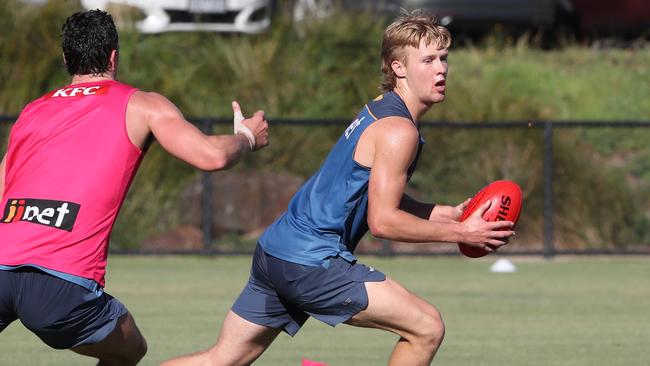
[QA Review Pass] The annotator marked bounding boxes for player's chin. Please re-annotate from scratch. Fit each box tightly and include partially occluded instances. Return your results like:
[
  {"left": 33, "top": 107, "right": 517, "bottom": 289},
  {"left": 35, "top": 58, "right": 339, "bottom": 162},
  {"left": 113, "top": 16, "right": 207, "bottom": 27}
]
[{"left": 429, "top": 94, "right": 446, "bottom": 104}]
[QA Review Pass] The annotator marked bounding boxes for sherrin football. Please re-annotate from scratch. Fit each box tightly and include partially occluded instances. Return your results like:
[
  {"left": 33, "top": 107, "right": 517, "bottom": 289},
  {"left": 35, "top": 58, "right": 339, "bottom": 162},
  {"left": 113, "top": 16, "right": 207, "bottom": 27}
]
[{"left": 458, "top": 180, "right": 523, "bottom": 258}]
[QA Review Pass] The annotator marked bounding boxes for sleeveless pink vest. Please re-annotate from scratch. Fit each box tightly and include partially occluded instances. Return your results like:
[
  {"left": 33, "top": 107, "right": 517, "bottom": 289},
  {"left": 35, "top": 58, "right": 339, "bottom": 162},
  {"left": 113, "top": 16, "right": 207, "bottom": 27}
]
[{"left": 0, "top": 80, "right": 142, "bottom": 286}]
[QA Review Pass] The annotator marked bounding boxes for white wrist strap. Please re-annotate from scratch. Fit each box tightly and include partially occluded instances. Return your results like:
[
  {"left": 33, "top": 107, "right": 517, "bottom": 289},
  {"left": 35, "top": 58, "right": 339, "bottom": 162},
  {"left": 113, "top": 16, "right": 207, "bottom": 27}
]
[{"left": 233, "top": 110, "right": 255, "bottom": 150}]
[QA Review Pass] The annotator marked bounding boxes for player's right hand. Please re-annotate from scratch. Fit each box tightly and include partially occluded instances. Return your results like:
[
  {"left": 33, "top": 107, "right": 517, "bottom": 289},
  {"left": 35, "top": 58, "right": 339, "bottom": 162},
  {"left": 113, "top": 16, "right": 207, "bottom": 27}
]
[
  {"left": 232, "top": 101, "right": 269, "bottom": 151},
  {"left": 459, "top": 200, "right": 515, "bottom": 250}
]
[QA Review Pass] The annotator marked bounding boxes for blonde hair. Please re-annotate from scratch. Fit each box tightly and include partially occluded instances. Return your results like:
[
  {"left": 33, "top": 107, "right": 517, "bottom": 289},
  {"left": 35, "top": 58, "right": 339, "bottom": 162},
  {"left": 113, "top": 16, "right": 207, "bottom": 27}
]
[{"left": 380, "top": 11, "right": 452, "bottom": 93}]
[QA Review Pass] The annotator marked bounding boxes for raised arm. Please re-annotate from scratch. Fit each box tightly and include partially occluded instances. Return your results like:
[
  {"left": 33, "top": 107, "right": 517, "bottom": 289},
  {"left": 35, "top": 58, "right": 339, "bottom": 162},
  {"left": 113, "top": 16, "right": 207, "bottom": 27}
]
[
  {"left": 126, "top": 91, "right": 268, "bottom": 171},
  {"left": 365, "top": 117, "right": 513, "bottom": 249}
]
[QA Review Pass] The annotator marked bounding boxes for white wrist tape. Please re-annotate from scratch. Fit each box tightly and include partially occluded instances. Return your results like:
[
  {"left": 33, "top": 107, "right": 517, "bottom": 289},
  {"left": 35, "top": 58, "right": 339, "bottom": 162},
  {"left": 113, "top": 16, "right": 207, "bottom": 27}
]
[{"left": 233, "top": 110, "right": 255, "bottom": 150}]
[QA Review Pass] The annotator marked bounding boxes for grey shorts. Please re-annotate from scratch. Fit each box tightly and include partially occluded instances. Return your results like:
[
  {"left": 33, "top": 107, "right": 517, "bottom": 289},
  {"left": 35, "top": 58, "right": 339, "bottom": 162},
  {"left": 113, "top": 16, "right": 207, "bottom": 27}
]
[
  {"left": 0, "top": 267, "right": 127, "bottom": 349},
  {"left": 232, "top": 244, "right": 385, "bottom": 336}
]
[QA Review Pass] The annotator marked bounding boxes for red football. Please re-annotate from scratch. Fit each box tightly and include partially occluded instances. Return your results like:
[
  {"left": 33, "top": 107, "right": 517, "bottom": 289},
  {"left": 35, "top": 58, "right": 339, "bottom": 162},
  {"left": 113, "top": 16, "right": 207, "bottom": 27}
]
[{"left": 458, "top": 180, "right": 523, "bottom": 258}]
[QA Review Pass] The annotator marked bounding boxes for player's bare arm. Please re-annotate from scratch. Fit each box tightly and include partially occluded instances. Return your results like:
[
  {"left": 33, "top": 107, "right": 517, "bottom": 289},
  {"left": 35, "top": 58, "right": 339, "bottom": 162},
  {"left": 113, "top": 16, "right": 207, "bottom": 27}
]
[
  {"left": 429, "top": 198, "right": 471, "bottom": 221},
  {"left": 364, "top": 116, "right": 452, "bottom": 242},
  {"left": 399, "top": 194, "right": 435, "bottom": 219},
  {"left": 363, "top": 117, "right": 513, "bottom": 246},
  {"left": 126, "top": 91, "right": 268, "bottom": 171},
  {"left": 399, "top": 194, "right": 470, "bottom": 221},
  {"left": 400, "top": 194, "right": 511, "bottom": 253}
]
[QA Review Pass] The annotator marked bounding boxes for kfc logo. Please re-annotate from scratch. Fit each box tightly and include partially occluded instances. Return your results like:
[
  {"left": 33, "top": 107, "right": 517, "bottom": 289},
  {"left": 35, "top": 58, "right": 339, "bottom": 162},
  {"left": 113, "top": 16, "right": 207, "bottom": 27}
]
[{"left": 47, "top": 85, "right": 109, "bottom": 98}]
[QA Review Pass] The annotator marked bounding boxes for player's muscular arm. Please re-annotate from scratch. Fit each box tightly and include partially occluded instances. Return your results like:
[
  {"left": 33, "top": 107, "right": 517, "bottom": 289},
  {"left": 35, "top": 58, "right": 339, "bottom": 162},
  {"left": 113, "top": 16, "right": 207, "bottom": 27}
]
[
  {"left": 400, "top": 194, "right": 468, "bottom": 222},
  {"left": 399, "top": 194, "right": 435, "bottom": 219},
  {"left": 366, "top": 117, "right": 455, "bottom": 242},
  {"left": 366, "top": 118, "right": 513, "bottom": 246},
  {"left": 127, "top": 91, "right": 267, "bottom": 171}
]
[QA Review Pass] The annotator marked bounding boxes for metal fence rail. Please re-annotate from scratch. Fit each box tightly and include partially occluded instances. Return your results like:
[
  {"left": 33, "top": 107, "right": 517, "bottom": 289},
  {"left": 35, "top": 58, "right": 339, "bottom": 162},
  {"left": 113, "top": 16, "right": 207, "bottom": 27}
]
[{"left": 3, "top": 115, "right": 650, "bottom": 256}]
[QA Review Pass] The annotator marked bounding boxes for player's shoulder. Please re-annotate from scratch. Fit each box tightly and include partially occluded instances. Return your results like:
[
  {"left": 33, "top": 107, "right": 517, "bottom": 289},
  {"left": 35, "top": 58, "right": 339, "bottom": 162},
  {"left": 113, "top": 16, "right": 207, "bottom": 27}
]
[
  {"left": 366, "top": 91, "right": 413, "bottom": 122},
  {"left": 129, "top": 90, "right": 179, "bottom": 115},
  {"left": 126, "top": 90, "right": 185, "bottom": 134},
  {"left": 374, "top": 116, "right": 420, "bottom": 143},
  {"left": 130, "top": 90, "right": 167, "bottom": 104}
]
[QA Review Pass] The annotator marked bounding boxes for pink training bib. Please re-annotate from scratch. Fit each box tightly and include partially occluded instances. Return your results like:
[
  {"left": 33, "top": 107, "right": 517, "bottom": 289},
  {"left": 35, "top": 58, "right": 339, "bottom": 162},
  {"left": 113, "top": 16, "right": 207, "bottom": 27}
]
[{"left": 0, "top": 80, "right": 142, "bottom": 286}]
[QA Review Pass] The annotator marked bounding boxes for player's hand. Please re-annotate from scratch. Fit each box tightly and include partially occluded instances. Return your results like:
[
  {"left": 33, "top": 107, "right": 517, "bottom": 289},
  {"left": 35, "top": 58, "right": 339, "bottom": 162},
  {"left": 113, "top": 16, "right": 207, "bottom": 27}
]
[
  {"left": 429, "top": 198, "right": 470, "bottom": 221},
  {"left": 232, "top": 101, "right": 269, "bottom": 151},
  {"left": 458, "top": 200, "right": 515, "bottom": 251}
]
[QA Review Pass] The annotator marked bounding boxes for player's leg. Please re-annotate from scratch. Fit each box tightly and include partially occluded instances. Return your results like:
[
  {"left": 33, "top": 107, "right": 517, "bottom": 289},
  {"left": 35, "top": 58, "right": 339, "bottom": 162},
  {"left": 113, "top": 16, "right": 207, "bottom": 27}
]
[
  {"left": 0, "top": 270, "right": 19, "bottom": 333},
  {"left": 162, "top": 244, "right": 303, "bottom": 366},
  {"left": 345, "top": 277, "right": 445, "bottom": 366},
  {"left": 71, "top": 311, "right": 147, "bottom": 366},
  {"left": 289, "top": 256, "right": 443, "bottom": 366},
  {"left": 161, "top": 310, "right": 281, "bottom": 366}
]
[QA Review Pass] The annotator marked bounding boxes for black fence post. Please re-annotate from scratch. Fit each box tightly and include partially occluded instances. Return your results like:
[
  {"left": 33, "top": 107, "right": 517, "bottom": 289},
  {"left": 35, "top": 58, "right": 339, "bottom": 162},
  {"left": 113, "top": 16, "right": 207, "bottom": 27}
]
[
  {"left": 543, "top": 121, "right": 555, "bottom": 259},
  {"left": 200, "top": 118, "right": 214, "bottom": 251}
]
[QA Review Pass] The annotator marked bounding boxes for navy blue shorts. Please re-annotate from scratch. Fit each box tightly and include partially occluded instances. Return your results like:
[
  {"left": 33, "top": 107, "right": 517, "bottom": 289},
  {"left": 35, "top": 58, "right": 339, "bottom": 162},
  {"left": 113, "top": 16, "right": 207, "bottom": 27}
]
[
  {"left": 0, "top": 267, "right": 127, "bottom": 349},
  {"left": 232, "top": 244, "right": 385, "bottom": 336}
]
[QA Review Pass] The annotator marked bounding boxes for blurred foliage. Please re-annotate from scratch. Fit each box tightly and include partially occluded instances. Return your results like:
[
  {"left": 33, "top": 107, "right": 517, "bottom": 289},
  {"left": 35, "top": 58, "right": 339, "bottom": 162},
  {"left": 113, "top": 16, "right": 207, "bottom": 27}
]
[{"left": 1, "top": 1, "right": 650, "bottom": 250}]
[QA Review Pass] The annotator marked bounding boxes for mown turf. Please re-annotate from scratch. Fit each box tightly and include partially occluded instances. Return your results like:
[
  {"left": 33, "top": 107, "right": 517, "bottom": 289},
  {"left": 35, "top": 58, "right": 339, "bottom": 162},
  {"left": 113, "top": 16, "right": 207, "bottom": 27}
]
[{"left": 1, "top": 255, "right": 648, "bottom": 365}]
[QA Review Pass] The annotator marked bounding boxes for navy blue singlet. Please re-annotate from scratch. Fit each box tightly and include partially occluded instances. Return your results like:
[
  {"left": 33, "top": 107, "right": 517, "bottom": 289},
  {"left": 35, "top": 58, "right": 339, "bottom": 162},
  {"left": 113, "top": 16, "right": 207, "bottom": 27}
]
[{"left": 259, "top": 91, "right": 424, "bottom": 266}]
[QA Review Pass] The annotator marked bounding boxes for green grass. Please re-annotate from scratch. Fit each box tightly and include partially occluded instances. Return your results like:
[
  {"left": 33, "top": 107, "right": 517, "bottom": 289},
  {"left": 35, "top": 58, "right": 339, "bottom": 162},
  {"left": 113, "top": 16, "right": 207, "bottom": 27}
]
[{"left": 1, "top": 255, "right": 649, "bottom": 365}]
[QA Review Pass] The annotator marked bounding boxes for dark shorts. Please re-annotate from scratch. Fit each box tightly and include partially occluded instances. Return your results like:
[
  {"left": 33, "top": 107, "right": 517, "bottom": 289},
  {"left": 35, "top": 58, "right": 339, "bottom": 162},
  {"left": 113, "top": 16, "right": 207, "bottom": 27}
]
[
  {"left": 232, "top": 244, "right": 385, "bottom": 336},
  {"left": 0, "top": 267, "right": 127, "bottom": 349}
]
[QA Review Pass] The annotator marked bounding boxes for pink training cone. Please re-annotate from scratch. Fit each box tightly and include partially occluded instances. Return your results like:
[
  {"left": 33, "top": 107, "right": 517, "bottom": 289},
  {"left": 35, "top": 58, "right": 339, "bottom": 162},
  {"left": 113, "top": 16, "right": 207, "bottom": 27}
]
[{"left": 302, "top": 358, "right": 329, "bottom": 366}]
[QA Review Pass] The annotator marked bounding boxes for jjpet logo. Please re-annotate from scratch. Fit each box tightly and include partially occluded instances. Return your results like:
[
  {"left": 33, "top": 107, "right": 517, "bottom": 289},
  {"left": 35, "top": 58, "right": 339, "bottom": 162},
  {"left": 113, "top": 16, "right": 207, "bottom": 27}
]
[
  {"left": 46, "top": 85, "right": 109, "bottom": 98},
  {"left": 1, "top": 198, "right": 80, "bottom": 231}
]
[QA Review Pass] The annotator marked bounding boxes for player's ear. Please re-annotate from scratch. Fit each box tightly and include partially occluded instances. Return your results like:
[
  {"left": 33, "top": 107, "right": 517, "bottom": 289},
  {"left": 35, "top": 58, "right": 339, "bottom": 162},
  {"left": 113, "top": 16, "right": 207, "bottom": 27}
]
[
  {"left": 109, "top": 49, "right": 118, "bottom": 73},
  {"left": 391, "top": 59, "right": 406, "bottom": 78}
]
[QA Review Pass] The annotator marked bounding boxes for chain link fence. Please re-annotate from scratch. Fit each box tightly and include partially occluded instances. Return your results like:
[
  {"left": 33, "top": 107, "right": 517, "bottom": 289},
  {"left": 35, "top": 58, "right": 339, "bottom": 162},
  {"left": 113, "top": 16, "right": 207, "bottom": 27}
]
[{"left": 2, "top": 115, "right": 650, "bottom": 257}]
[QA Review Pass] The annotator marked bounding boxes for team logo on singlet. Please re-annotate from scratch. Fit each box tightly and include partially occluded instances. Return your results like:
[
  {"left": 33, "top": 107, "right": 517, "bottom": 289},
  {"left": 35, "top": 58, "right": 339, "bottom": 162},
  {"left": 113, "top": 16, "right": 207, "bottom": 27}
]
[
  {"left": 1, "top": 198, "right": 80, "bottom": 231},
  {"left": 345, "top": 116, "right": 365, "bottom": 139},
  {"left": 46, "top": 85, "right": 109, "bottom": 98}
]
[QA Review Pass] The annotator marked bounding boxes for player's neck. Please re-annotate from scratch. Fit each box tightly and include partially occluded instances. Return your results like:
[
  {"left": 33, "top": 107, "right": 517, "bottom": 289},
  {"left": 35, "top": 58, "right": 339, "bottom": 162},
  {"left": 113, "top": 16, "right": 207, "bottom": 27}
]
[
  {"left": 70, "top": 73, "right": 115, "bottom": 85},
  {"left": 393, "top": 87, "right": 431, "bottom": 124}
]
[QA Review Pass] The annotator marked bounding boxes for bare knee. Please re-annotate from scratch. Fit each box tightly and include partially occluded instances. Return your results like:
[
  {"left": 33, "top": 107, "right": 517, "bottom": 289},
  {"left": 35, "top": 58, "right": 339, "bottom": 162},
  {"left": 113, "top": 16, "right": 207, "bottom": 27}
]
[
  {"left": 116, "top": 324, "right": 147, "bottom": 365},
  {"left": 119, "top": 313, "right": 148, "bottom": 365},
  {"left": 74, "top": 311, "right": 148, "bottom": 366},
  {"left": 411, "top": 307, "right": 445, "bottom": 352},
  {"left": 97, "top": 339, "right": 146, "bottom": 366},
  {"left": 124, "top": 334, "right": 147, "bottom": 365},
  {"left": 132, "top": 335, "right": 148, "bottom": 363}
]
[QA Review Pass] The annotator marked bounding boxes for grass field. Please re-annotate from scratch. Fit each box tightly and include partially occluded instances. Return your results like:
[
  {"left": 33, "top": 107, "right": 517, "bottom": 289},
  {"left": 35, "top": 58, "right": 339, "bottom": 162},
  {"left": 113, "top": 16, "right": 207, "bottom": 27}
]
[{"left": 1, "top": 255, "right": 649, "bottom": 365}]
